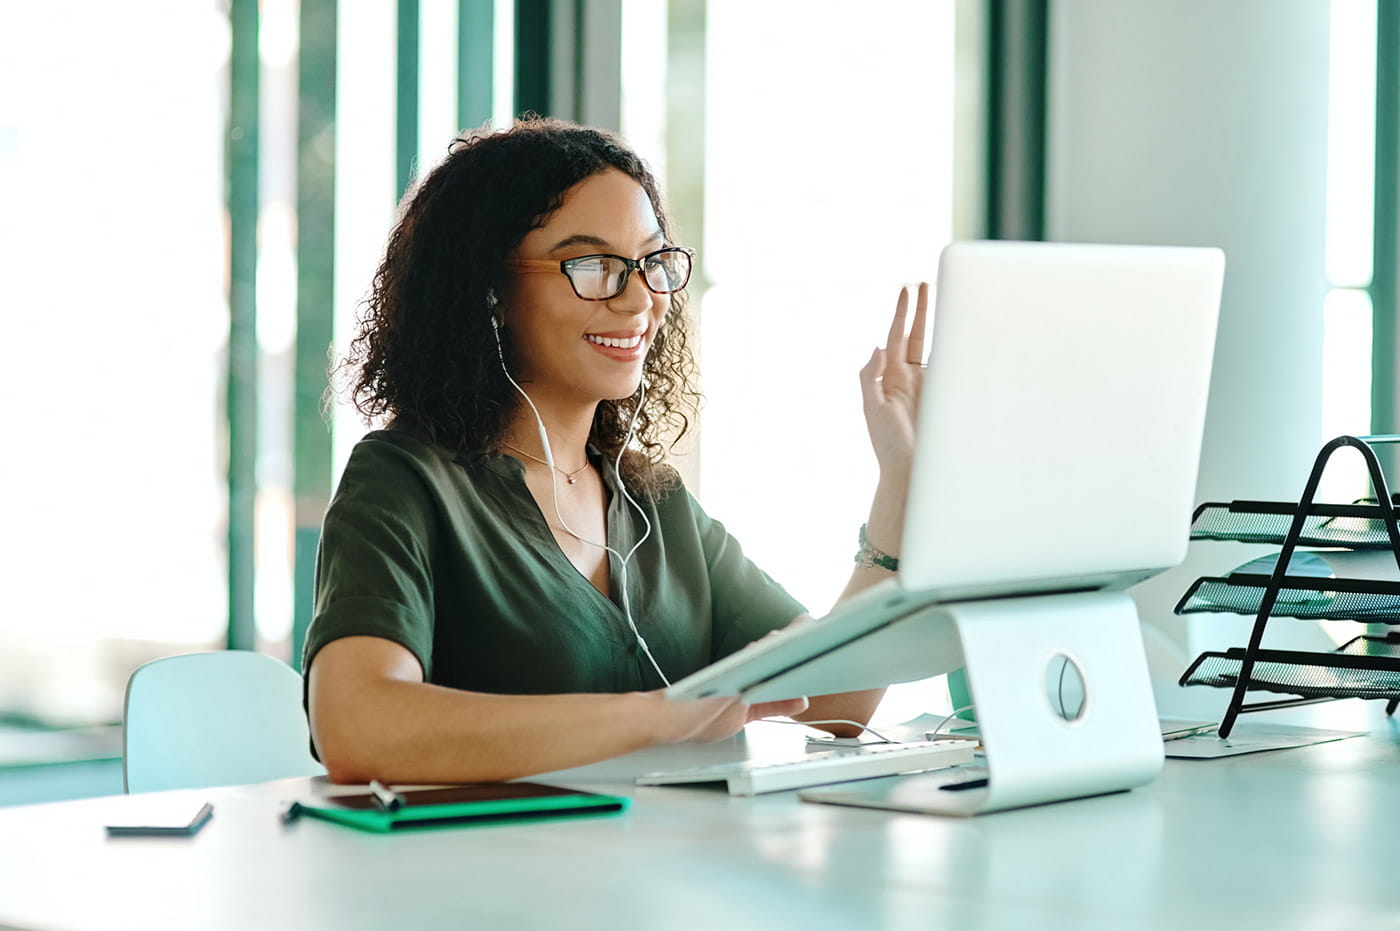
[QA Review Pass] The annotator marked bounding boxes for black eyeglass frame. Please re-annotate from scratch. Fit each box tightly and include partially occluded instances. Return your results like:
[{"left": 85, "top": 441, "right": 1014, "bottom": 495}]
[{"left": 509, "top": 246, "right": 695, "bottom": 301}]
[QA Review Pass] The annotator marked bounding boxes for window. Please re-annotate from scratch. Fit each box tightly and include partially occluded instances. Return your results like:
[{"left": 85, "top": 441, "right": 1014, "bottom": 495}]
[
  {"left": 698, "top": 2, "right": 961, "bottom": 612},
  {"left": 690, "top": 1, "right": 967, "bottom": 719},
  {"left": 0, "top": 3, "right": 229, "bottom": 723},
  {"left": 0, "top": 0, "right": 981, "bottom": 732},
  {"left": 1319, "top": 0, "right": 1378, "bottom": 503}
]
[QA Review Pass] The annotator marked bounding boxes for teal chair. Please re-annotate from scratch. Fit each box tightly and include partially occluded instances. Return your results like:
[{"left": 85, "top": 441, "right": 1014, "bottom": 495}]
[{"left": 122, "top": 650, "right": 326, "bottom": 793}]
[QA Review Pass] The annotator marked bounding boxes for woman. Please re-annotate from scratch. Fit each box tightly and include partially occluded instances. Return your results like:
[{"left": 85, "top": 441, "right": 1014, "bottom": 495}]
[{"left": 306, "top": 117, "right": 929, "bottom": 784}]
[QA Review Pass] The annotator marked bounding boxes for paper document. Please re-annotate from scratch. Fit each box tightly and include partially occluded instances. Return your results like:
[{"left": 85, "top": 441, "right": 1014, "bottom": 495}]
[{"left": 1164, "top": 722, "right": 1363, "bottom": 759}]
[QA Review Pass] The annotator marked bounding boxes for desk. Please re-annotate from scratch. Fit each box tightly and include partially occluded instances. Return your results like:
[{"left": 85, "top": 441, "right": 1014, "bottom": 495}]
[{"left": 2, "top": 704, "right": 1398, "bottom": 931}]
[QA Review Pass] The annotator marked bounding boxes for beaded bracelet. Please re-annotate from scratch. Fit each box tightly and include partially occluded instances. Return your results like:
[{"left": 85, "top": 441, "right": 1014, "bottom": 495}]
[{"left": 854, "top": 523, "right": 899, "bottom": 572}]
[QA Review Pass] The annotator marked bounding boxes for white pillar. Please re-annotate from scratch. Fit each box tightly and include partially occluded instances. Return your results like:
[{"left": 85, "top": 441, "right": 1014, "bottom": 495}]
[{"left": 1045, "top": 0, "right": 1334, "bottom": 713}]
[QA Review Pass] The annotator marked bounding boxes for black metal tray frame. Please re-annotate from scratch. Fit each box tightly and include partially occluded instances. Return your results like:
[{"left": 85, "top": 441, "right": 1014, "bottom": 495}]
[{"left": 1177, "top": 435, "right": 1400, "bottom": 736}]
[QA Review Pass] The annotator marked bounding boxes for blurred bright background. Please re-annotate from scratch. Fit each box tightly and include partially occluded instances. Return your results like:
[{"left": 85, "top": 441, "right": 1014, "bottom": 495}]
[{"left": 0, "top": 1, "right": 1393, "bottom": 796}]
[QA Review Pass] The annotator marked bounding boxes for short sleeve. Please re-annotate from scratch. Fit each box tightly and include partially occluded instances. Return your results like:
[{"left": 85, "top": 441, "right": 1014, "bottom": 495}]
[
  {"left": 302, "top": 440, "right": 439, "bottom": 681},
  {"left": 688, "top": 493, "right": 807, "bottom": 661}
]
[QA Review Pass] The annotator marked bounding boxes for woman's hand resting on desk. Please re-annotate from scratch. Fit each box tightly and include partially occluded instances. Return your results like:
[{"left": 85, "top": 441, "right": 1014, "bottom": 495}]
[{"left": 649, "top": 693, "right": 809, "bottom": 744}]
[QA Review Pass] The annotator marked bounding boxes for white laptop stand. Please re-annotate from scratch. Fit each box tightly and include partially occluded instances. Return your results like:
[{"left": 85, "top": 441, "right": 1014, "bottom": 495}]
[{"left": 866, "top": 589, "right": 1164, "bottom": 815}]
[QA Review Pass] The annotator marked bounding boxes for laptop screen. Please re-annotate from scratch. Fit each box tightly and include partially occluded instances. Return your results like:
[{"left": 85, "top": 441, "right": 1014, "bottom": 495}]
[{"left": 898, "top": 240, "right": 1224, "bottom": 599}]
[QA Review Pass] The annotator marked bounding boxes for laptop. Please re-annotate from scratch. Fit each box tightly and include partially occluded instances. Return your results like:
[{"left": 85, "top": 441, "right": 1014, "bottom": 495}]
[{"left": 665, "top": 240, "right": 1225, "bottom": 703}]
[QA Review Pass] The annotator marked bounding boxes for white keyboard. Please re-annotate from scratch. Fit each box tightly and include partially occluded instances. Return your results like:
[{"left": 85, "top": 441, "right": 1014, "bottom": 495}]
[{"left": 635, "top": 740, "right": 976, "bottom": 796}]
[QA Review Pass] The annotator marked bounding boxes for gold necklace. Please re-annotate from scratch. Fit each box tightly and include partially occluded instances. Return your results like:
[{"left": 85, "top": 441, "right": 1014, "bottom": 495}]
[{"left": 501, "top": 443, "right": 591, "bottom": 484}]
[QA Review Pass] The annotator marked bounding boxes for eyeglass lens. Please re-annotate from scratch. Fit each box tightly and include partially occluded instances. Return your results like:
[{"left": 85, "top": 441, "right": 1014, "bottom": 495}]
[{"left": 567, "top": 250, "right": 691, "bottom": 299}]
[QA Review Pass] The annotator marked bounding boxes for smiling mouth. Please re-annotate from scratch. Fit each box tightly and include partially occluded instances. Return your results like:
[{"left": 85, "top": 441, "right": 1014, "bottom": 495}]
[{"left": 583, "top": 333, "right": 644, "bottom": 350}]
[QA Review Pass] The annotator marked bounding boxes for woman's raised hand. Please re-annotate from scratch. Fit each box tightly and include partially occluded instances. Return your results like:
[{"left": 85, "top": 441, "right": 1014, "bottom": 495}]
[{"left": 859, "top": 282, "right": 930, "bottom": 479}]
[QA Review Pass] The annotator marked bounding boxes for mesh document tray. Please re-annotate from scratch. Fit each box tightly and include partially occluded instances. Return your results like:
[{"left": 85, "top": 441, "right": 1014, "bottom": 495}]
[
  {"left": 1179, "top": 643, "right": 1400, "bottom": 700},
  {"left": 1175, "top": 573, "right": 1400, "bottom": 622},
  {"left": 1190, "top": 498, "right": 1400, "bottom": 549}
]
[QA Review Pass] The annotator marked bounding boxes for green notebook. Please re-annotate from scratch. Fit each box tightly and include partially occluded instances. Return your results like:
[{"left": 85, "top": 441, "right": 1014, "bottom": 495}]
[{"left": 286, "top": 782, "right": 630, "bottom": 833}]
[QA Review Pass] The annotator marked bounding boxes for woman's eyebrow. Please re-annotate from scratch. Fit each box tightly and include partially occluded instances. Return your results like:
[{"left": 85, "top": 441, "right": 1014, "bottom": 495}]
[
  {"left": 548, "top": 233, "right": 609, "bottom": 253},
  {"left": 547, "top": 229, "right": 665, "bottom": 254}
]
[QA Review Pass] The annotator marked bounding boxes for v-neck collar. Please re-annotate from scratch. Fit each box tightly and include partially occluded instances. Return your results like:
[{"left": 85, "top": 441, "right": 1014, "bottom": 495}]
[{"left": 482, "top": 449, "right": 634, "bottom": 619}]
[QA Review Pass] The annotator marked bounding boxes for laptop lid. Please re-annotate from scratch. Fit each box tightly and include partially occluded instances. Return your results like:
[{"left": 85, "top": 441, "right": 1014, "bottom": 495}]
[
  {"left": 899, "top": 240, "right": 1224, "bottom": 600},
  {"left": 665, "top": 240, "right": 1224, "bottom": 703}
]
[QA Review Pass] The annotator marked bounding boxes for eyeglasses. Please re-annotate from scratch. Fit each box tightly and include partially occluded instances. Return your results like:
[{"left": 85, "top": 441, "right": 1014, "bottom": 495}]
[{"left": 509, "top": 246, "right": 694, "bottom": 301}]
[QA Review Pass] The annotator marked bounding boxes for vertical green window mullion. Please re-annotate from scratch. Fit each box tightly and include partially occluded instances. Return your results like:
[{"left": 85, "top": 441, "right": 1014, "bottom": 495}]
[
  {"left": 292, "top": 0, "right": 338, "bottom": 671},
  {"left": 398, "top": 0, "right": 422, "bottom": 199},
  {"left": 983, "top": 0, "right": 1047, "bottom": 241},
  {"left": 1370, "top": 2, "right": 1399, "bottom": 650},
  {"left": 1373, "top": 1, "right": 1399, "bottom": 437},
  {"left": 515, "top": 0, "right": 552, "bottom": 117},
  {"left": 226, "top": 0, "right": 259, "bottom": 652},
  {"left": 459, "top": 0, "right": 495, "bottom": 130},
  {"left": 570, "top": 0, "right": 586, "bottom": 120},
  {"left": 666, "top": 0, "right": 706, "bottom": 275}
]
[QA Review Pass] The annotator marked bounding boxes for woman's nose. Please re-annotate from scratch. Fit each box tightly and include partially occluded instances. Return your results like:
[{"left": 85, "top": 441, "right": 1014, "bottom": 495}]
[{"left": 608, "top": 268, "right": 655, "bottom": 313}]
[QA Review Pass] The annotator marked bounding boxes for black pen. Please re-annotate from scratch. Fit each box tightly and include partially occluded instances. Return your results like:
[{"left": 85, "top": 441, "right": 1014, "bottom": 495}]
[
  {"left": 1162, "top": 723, "right": 1219, "bottom": 742},
  {"left": 369, "top": 779, "right": 405, "bottom": 812}
]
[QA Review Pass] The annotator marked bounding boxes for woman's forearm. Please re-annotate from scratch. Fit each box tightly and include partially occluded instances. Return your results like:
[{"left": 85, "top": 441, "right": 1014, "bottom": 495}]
[
  {"left": 791, "top": 471, "right": 904, "bottom": 736},
  {"left": 311, "top": 677, "right": 677, "bottom": 784},
  {"left": 795, "top": 688, "right": 887, "bottom": 738},
  {"left": 307, "top": 636, "right": 739, "bottom": 784},
  {"left": 835, "top": 471, "right": 908, "bottom": 604}
]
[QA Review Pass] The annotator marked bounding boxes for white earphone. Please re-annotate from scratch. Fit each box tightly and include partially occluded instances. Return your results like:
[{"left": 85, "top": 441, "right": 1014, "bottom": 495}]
[{"left": 491, "top": 315, "right": 669, "bottom": 685}]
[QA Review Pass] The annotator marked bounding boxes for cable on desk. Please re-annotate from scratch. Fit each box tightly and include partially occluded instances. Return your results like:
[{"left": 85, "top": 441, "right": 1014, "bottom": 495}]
[
  {"left": 924, "top": 705, "right": 977, "bottom": 741},
  {"left": 756, "top": 716, "right": 898, "bottom": 744}
]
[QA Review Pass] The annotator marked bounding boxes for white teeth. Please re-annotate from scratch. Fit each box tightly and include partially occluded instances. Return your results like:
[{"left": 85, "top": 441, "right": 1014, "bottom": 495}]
[{"left": 584, "top": 334, "right": 642, "bottom": 349}]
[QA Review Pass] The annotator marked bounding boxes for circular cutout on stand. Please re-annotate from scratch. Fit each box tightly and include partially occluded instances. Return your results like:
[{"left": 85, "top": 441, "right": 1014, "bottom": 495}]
[{"left": 1046, "top": 653, "right": 1087, "bottom": 722}]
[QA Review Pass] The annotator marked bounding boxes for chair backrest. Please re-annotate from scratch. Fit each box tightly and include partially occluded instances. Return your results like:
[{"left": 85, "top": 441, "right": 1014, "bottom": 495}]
[{"left": 123, "top": 650, "right": 326, "bottom": 793}]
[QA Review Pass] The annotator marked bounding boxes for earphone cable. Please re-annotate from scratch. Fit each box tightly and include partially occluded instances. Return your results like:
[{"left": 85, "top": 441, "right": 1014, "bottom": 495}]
[
  {"left": 494, "top": 321, "right": 669, "bottom": 686},
  {"left": 608, "top": 383, "right": 666, "bottom": 684}
]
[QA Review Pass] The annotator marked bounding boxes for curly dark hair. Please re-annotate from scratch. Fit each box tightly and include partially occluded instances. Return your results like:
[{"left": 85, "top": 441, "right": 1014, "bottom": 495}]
[{"left": 335, "top": 117, "right": 700, "bottom": 499}]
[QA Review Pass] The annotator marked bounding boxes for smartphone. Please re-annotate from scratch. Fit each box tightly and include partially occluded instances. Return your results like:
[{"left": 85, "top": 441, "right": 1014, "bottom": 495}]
[{"left": 105, "top": 800, "right": 214, "bottom": 837}]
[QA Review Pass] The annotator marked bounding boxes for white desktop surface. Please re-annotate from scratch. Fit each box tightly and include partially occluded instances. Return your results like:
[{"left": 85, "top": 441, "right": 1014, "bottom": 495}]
[{"left": 1, "top": 704, "right": 1398, "bottom": 931}]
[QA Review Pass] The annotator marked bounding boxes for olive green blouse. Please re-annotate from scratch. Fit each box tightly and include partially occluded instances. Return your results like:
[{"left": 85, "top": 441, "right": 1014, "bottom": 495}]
[{"left": 303, "top": 430, "right": 806, "bottom": 694}]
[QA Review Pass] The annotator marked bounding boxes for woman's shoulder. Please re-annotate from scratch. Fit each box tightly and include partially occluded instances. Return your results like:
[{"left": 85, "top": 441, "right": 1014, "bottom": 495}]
[
  {"left": 647, "top": 465, "right": 711, "bottom": 525},
  {"left": 632, "top": 459, "right": 687, "bottom": 501},
  {"left": 337, "top": 428, "right": 492, "bottom": 503},
  {"left": 348, "top": 428, "right": 474, "bottom": 474}
]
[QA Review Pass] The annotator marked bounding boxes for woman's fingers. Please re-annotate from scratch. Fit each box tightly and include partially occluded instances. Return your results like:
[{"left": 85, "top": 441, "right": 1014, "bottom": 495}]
[
  {"left": 875, "top": 283, "right": 933, "bottom": 366},
  {"left": 671, "top": 693, "right": 811, "bottom": 743},
  {"left": 677, "top": 696, "right": 746, "bottom": 743},
  {"left": 861, "top": 283, "right": 931, "bottom": 469},
  {"left": 748, "top": 696, "right": 810, "bottom": 721},
  {"left": 879, "top": 282, "right": 930, "bottom": 396},
  {"left": 885, "top": 285, "right": 910, "bottom": 357},
  {"left": 906, "top": 281, "right": 929, "bottom": 365}
]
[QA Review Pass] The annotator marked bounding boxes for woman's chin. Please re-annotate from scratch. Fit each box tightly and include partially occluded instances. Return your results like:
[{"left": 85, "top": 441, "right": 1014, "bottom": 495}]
[
  {"left": 604, "top": 382, "right": 644, "bottom": 402},
  {"left": 596, "top": 373, "right": 646, "bottom": 402}
]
